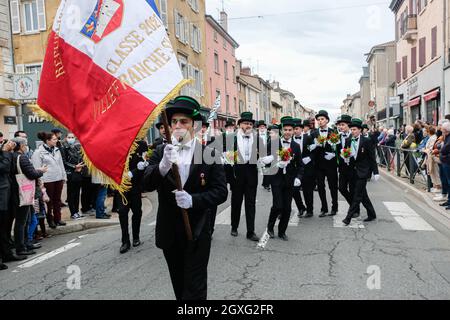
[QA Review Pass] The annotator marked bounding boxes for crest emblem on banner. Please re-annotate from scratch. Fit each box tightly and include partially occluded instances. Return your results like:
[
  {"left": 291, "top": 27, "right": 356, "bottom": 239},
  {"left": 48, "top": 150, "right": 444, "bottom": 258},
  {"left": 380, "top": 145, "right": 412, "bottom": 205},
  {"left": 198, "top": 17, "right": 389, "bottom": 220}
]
[{"left": 81, "top": 0, "right": 124, "bottom": 43}]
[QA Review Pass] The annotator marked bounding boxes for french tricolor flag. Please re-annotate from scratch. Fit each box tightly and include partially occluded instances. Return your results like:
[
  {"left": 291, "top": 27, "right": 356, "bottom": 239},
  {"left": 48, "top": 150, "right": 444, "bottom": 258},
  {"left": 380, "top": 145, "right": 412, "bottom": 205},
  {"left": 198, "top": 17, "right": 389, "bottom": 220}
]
[{"left": 37, "top": 0, "right": 188, "bottom": 191}]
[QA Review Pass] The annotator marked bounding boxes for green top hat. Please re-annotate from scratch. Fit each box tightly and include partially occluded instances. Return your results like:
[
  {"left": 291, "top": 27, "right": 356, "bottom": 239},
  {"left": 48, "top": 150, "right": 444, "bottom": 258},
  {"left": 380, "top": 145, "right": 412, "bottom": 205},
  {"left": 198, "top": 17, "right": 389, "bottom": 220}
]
[
  {"left": 350, "top": 118, "right": 363, "bottom": 129},
  {"left": 256, "top": 120, "right": 267, "bottom": 128},
  {"left": 165, "top": 95, "right": 203, "bottom": 122},
  {"left": 362, "top": 124, "right": 369, "bottom": 130},
  {"left": 280, "top": 116, "right": 295, "bottom": 128},
  {"left": 303, "top": 119, "right": 312, "bottom": 128},
  {"left": 336, "top": 114, "right": 352, "bottom": 125},
  {"left": 238, "top": 112, "right": 255, "bottom": 125},
  {"left": 315, "top": 110, "right": 330, "bottom": 121},
  {"left": 268, "top": 124, "right": 279, "bottom": 131}
]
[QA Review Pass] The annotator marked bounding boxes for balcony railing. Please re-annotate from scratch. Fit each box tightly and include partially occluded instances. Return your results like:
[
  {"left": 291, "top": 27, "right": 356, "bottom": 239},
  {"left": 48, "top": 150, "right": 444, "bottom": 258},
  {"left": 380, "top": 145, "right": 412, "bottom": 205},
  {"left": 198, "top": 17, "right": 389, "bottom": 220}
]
[{"left": 402, "top": 14, "right": 418, "bottom": 42}]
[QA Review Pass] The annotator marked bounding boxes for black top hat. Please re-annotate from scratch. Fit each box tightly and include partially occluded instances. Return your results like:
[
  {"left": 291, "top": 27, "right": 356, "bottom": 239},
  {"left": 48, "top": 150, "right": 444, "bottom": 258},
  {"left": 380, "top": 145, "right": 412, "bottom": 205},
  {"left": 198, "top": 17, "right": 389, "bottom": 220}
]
[
  {"left": 268, "top": 124, "right": 279, "bottom": 131},
  {"left": 165, "top": 96, "right": 203, "bottom": 123},
  {"left": 225, "top": 120, "right": 235, "bottom": 128},
  {"left": 155, "top": 122, "right": 163, "bottom": 130},
  {"left": 280, "top": 116, "right": 295, "bottom": 128},
  {"left": 293, "top": 118, "right": 303, "bottom": 128},
  {"left": 238, "top": 112, "right": 256, "bottom": 125},
  {"left": 256, "top": 120, "right": 267, "bottom": 128},
  {"left": 350, "top": 118, "right": 363, "bottom": 129},
  {"left": 303, "top": 119, "right": 312, "bottom": 128},
  {"left": 362, "top": 124, "right": 369, "bottom": 130},
  {"left": 51, "top": 128, "right": 62, "bottom": 134},
  {"left": 336, "top": 114, "right": 352, "bottom": 125},
  {"left": 315, "top": 110, "right": 330, "bottom": 121},
  {"left": 201, "top": 116, "right": 210, "bottom": 128}
]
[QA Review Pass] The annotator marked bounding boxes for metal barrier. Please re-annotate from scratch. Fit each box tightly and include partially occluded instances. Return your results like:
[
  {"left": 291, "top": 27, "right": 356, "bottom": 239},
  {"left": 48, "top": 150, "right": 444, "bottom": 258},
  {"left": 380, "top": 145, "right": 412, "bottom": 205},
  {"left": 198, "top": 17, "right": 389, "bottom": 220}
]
[{"left": 377, "top": 145, "right": 432, "bottom": 191}]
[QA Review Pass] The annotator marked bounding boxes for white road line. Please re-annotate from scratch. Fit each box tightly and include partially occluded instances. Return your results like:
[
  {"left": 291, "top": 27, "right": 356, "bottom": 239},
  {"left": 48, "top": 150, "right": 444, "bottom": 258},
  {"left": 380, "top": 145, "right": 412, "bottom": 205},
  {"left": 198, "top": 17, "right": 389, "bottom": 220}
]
[
  {"left": 215, "top": 206, "right": 231, "bottom": 225},
  {"left": 333, "top": 201, "right": 365, "bottom": 229},
  {"left": 148, "top": 221, "right": 156, "bottom": 226},
  {"left": 383, "top": 202, "right": 435, "bottom": 231},
  {"left": 17, "top": 243, "right": 81, "bottom": 269}
]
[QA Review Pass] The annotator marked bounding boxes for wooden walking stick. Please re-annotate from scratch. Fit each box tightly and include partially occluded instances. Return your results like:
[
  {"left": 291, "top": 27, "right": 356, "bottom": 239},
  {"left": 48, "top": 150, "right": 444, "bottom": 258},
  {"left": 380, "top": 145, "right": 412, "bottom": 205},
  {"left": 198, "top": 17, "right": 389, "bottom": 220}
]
[{"left": 161, "top": 110, "right": 193, "bottom": 241}]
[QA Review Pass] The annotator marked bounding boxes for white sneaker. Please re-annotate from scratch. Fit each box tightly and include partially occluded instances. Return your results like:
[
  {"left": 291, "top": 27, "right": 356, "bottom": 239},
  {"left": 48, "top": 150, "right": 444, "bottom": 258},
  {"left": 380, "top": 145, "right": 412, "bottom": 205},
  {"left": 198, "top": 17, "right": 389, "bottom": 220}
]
[{"left": 433, "top": 195, "right": 447, "bottom": 201}]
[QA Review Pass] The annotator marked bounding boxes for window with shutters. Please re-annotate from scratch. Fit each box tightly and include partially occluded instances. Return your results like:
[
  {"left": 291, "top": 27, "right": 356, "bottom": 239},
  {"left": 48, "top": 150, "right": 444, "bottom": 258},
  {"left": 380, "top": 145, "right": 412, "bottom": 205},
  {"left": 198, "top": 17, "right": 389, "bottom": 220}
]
[
  {"left": 194, "top": 68, "right": 201, "bottom": 97},
  {"left": 214, "top": 53, "right": 219, "bottom": 73},
  {"left": 23, "top": 1, "right": 39, "bottom": 33},
  {"left": 431, "top": 26, "right": 437, "bottom": 59},
  {"left": 411, "top": 47, "right": 417, "bottom": 73},
  {"left": 159, "top": 0, "right": 168, "bottom": 29},
  {"left": 402, "top": 56, "right": 408, "bottom": 80},
  {"left": 224, "top": 60, "right": 228, "bottom": 79},
  {"left": 10, "top": 0, "right": 21, "bottom": 34},
  {"left": 419, "top": 37, "right": 426, "bottom": 67}
]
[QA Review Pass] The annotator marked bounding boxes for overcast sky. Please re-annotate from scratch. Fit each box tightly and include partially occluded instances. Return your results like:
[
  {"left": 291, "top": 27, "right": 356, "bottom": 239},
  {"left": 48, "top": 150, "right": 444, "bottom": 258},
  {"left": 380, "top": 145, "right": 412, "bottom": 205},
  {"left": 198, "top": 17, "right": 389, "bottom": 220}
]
[{"left": 206, "top": 0, "right": 394, "bottom": 118}]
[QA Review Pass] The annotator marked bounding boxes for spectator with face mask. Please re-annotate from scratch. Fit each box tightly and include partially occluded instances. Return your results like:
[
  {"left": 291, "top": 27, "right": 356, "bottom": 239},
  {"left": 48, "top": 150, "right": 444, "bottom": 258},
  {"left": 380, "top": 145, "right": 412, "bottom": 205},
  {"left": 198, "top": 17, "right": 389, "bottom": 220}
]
[{"left": 62, "top": 133, "right": 85, "bottom": 220}]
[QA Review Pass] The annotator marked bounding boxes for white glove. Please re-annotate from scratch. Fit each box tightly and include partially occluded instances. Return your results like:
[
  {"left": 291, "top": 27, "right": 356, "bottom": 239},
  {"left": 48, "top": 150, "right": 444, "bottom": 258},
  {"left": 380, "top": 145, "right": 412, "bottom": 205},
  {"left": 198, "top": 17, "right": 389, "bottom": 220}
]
[
  {"left": 173, "top": 190, "right": 193, "bottom": 209},
  {"left": 302, "top": 157, "right": 311, "bottom": 165},
  {"left": 294, "top": 178, "right": 301, "bottom": 187},
  {"left": 260, "top": 155, "right": 274, "bottom": 165},
  {"left": 372, "top": 174, "right": 380, "bottom": 182},
  {"left": 127, "top": 171, "right": 133, "bottom": 179},
  {"left": 137, "top": 161, "right": 148, "bottom": 171},
  {"left": 308, "top": 143, "right": 317, "bottom": 152},
  {"left": 159, "top": 145, "right": 178, "bottom": 177},
  {"left": 325, "top": 152, "right": 335, "bottom": 161},
  {"left": 277, "top": 161, "right": 289, "bottom": 169}
]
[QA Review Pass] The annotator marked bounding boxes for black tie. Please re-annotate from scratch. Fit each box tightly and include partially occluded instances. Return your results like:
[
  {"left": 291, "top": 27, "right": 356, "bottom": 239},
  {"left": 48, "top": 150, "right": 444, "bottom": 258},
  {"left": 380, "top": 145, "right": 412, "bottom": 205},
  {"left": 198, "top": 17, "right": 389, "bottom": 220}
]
[
  {"left": 244, "top": 136, "right": 250, "bottom": 139},
  {"left": 283, "top": 140, "right": 290, "bottom": 144},
  {"left": 352, "top": 137, "right": 359, "bottom": 142},
  {"left": 320, "top": 130, "right": 327, "bottom": 133},
  {"left": 295, "top": 136, "right": 302, "bottom": 140}
]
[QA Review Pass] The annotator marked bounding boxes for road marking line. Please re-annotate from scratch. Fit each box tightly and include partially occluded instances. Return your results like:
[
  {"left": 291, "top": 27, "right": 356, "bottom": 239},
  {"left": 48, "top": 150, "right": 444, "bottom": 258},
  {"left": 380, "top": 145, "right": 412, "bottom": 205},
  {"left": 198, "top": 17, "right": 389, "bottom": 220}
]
[
  {"left": 333, "top": 201, "right": 365, "bottom": 229},
  {"left": 148, "top": 221, "right": 156, "bottom": 226},
  {"left": 17, "top": 243, "right": 81, "bottom": 269},
  {"left": 215, "top": 206, "right": 245, "bottom": 225},
  {"left": 257, "top": 230, "right": 270, "bottom": 250},
  {"left": 383, "top": 202, "right": 435, "bottom": 231}
]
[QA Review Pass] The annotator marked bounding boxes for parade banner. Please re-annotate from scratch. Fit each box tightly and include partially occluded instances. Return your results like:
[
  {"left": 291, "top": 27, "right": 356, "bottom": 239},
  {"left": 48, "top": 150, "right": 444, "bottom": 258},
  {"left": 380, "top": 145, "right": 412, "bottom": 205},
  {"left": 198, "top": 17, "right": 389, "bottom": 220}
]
[{"left": 35, "top": 0, "right": 189, "bottom": 191}]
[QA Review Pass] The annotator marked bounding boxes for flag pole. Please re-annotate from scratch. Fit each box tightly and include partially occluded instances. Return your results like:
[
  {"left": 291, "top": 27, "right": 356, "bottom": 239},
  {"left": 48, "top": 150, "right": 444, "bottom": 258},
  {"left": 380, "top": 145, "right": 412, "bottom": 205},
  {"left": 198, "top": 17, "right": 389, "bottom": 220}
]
[{"left": 161, "top": 110, "right": 193, "bottom": 241}]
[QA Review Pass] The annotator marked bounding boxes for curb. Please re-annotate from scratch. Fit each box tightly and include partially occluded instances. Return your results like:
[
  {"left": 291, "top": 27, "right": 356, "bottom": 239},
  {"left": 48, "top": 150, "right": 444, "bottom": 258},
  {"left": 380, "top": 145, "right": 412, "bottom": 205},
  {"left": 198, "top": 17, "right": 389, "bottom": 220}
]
[{"left": 380, "top": 169, "right": 450, "bottom": 227}]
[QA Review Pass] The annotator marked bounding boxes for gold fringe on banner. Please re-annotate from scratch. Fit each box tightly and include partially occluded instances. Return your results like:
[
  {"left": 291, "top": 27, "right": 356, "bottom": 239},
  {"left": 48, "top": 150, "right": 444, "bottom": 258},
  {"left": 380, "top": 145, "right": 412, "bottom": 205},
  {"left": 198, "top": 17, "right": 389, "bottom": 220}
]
[{"left": 28, "top": 78, "right": 192, "bottom": 196}]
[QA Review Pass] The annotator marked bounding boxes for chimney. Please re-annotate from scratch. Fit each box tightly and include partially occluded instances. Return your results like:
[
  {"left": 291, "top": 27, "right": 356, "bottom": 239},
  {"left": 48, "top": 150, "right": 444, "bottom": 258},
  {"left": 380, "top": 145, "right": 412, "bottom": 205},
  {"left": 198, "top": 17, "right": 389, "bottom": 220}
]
[
  {"left": 220, "top": 11, "right": 228, "bottom": 31},
  {"left": 241, "top": 67, "right": 251, "bottom": 75}
]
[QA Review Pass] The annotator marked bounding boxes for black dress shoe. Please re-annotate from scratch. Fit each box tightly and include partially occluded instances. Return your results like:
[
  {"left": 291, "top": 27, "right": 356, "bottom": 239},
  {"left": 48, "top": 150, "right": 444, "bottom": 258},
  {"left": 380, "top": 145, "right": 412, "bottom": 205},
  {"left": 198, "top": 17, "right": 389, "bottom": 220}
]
[
  {"left": 230, "top": 229, "right": 238, "bottom": 237},
  {"left": 3, "top": 254, "right": 27, "bottom": 262},
  {"left": 279, "top": 234, "right": 289, "bottom": 241},
  {"left": 0, "top": 263, "right": 8, "bottom": 270},
  {"left": 27, "top": 243, "right": 42, "bottom": 250},
  {"left": 352, "top": 212, "right": 360, "bottom": 218},
  {"left": 342, "top": 218, "right": 351, "bottom": 226},
  {"left": 267, "top": 230, "right": 275, "bottom": 239},
  {"left": 297, "top": 209, "right": 305, "bottom": 218},
  {"left": 17, "top": 250, "right": 36, "bottom": 256},
  {"left": 363, "top": 217, "right": 376, "bottom": 222},
  {"left": 328, "top": 210, "right": 337, "bottom": 216},
  {"left": 439, "top": 203, "right": 449, "bottom": 207},
  {"left": 319, "top": 211, "right": 328, "bottom": 218},
  {"left": 304, "top": 212, "right": 313, "bottom": 218},
  {"left": 247, "top": 234, "right": 259, "bottom": 242},
  {"left": 120, "top": 242, "right": 131, "bottom": 254},
  {"left": 48, "top": 221, "right": 57, "bottom": 229},
  {"left": 133, "top": 240, "right": 141, "bottom": 247},
  {"left": 56, "top": 221, "right": 66, "bottom": 226}
]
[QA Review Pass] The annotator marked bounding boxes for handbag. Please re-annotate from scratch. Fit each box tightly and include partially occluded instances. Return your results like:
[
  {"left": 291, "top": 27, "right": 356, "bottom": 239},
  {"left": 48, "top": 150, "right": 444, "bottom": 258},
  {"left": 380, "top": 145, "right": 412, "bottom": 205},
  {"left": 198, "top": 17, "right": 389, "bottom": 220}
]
[{"left": 15, "top": 155, "right": 36, "bottom": 207}]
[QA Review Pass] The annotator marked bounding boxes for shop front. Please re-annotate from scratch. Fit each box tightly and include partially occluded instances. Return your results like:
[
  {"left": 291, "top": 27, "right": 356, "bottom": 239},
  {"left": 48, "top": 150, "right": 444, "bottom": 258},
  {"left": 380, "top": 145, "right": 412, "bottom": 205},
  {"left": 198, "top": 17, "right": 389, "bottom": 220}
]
[{"left": 424, "top": 88, "right": 440, "bottom": 125}]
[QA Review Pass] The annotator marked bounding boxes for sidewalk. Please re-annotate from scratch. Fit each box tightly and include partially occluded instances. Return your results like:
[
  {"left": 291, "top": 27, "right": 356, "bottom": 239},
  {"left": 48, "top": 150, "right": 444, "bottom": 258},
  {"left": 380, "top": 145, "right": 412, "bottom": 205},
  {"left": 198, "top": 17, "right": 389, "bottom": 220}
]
[
  {"left": 379, "top": 168, "right": 450, "bottom": 227},
  {"left": 46, "top": 192, "right": 154, "bottom": 236}
]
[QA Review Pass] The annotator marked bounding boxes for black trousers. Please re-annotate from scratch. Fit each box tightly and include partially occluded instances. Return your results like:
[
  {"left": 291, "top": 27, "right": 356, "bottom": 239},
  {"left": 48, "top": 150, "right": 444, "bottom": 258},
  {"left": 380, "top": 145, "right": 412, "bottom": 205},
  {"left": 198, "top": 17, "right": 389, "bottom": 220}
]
[
  {"left": 67, "top": 179, "right": 82, "bottom": 216},
  {"left": 268, "top": 179, "right": 294, "bottom": 236},
  {"left": 210, "top": 207, "right": 218, "bottom": 235},
  {"left": 118, "top": 192, "right": 142, "bottom": 244},
  {"left": 346, "top": 178, "right": 376, "bottom": 219},
  {"left": 14, "top": 205, "right": 30, "bottom": 252},
  {"left": 338, "top": 170, "right": 353, "bottom": 205},
  {"left": 262, "top": 175, "right": 270, "bottom": 188},
  {"left": 293, "top": 186, "right": 306, "bottom": 211},
  {"left": 0, "top": 211, "right": 13, "bottom": 260},
  {"left": 81, "top": 177, "right": 96, "bottom": 213},
  {"left": 231, "top": 165, "right": 258, "bottom": 236},
  {"left": 162, "top": 235, "right": 211, "bottom": 300},
  {"left": 302, "top": 175, "right": 315, "bottom": 214},
  {"left": 316, "top": 166, "right": 338, "bottom": 212},
  {"left": 112, "top": 191, "right": 121, "bottom": 212}
]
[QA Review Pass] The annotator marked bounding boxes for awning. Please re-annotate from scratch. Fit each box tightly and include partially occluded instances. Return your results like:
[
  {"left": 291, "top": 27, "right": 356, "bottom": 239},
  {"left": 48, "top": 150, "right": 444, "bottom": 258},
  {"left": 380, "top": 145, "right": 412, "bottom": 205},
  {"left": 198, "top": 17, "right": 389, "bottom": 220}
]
[
  {"left": 424, "top": 88, "right": 440, "bottom": 102},
  {"left": 0, "top": 98, "right": 19, "bottom": 107},
  {"left": 408, "top": 97, "right": 421, "bottom": 107}
]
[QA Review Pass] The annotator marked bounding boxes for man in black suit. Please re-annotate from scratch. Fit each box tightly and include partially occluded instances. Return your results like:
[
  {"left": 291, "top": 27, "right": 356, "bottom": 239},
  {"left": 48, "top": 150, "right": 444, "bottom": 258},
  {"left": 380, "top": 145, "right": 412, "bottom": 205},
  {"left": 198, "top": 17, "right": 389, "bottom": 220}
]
[
  {"left": 257, "top": 120, "right": 271, "bottom": 191},
  {"left": 198, "top": 117, "right": 216, "bottom": 146},
  {"left": 310, "top": 110, "right": 339, "bottom": 217},
  {"left": 336, "top": 115, "right": 358, "bottom": 216},
  {"left": 298, "top": 119, "right": 316, "bottom": 218},
  {"left": 292, "top": 119, "right": 306, "bottom": 216},
  {"left": 264, "top": 117, "right": 303, "bottom": 241},
  {"left": 229, "top": 112, "right": 262, "bottom": 241},
  {"left": 342, "top": 118, "right": 379, "bottom": 226},
  {"left": 144, "top": 96, "right": 228, "bottom": 300},
  {"left": 151, "top": 122, "right": 168, "bottom": 150}
]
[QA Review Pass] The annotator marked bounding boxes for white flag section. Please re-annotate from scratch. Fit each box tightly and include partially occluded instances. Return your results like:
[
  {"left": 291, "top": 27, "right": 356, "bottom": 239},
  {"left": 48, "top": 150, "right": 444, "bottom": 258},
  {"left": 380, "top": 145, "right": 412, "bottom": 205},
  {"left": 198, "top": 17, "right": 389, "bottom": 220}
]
[
  {"left": 54, "top": 0, "right": 184, "bottom": 105},
  {"left": 208, "top": 95, "right": 221, "bottom": 123}
]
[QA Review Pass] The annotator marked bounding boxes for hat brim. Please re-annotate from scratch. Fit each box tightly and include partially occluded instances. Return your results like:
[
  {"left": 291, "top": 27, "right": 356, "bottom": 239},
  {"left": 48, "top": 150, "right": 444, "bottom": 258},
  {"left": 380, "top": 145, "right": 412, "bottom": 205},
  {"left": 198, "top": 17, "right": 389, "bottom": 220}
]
[
  {"left": 336, "top": 120, "right": 351, "bottom": 125},
  {"left": 315, "top": 114, "right": 329, "bottom": 121},
  {"left": 238, "top": 119, "right": 256, "bottom": 125},
  {"left": 349, "top": 123, "right": 363, "bottom": 129},
  {"left": 165, "top": 106, "right": 203, "bottom": 122}
]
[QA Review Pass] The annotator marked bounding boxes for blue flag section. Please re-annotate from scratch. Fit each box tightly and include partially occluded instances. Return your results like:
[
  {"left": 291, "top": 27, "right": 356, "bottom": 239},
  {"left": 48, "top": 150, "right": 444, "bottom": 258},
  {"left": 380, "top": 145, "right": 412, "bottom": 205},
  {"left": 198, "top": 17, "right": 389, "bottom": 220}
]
[{"left": 146, "top": 0, "right": 160, "bottom": 17}]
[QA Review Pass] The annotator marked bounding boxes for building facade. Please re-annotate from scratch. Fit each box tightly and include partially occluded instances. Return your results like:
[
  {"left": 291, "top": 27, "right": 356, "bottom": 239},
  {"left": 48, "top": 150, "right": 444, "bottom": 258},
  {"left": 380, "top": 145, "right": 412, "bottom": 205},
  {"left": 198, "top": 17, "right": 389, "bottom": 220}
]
[
  {"left": 0, "top": 0, "right": 18, "bottom": 137},
  {"left": 390, "top": 0, "right": 444, "bottom": 125},
  {"left": 205, "top": 12, "right": 239, "bottom": 126}
]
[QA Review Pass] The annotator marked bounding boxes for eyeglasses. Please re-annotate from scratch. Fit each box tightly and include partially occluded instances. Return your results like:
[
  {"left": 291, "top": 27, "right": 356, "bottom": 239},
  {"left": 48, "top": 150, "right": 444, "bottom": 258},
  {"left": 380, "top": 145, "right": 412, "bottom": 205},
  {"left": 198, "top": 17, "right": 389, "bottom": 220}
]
[{"left": 171, "top": 118, "right": 192, "bottom": 126}]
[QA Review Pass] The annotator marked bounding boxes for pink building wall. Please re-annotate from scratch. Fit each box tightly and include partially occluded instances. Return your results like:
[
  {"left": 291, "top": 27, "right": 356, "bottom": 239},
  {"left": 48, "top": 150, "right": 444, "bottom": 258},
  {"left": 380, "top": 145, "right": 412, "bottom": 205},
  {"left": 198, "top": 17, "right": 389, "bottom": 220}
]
[{"left": 205, "top": 15, "right": 239, "bottom": 127}]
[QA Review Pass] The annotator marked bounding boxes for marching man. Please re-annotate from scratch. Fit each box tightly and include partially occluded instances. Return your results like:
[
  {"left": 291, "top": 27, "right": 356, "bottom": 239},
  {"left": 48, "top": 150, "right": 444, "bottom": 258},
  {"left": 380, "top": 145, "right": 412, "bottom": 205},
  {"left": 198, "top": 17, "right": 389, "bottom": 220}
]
[
  {"left": 292, "top": 119, "right": 307, "bottom": 216},
  {"left": 342, "top": 118, "right": 379, "bottom": 226},
  {"left": 144, "top": 96, "right": 228, "bottom": 300}
]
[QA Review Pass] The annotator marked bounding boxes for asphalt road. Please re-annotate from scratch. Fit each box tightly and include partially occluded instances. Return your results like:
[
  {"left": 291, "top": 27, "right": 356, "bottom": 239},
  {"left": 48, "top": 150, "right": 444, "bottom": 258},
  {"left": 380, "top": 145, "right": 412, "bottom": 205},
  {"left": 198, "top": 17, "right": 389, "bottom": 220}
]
[{"left": 1, "top": 175, "right": 450, "bottom": 300}]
